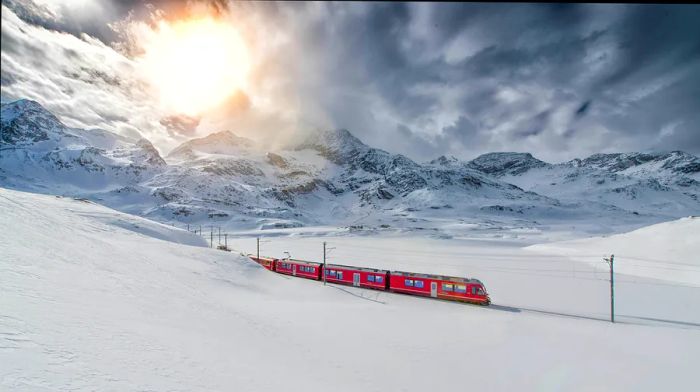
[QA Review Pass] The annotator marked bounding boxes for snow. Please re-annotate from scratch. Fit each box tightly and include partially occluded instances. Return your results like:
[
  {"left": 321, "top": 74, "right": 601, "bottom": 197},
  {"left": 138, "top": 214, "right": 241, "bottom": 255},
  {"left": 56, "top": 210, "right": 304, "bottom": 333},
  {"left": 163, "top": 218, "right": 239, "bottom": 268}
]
[
  {"left": 527, "top": 216, "right": 700, "bottom": 285},
  {"left": 2, "top": 188, "right": 699, "bottom": 391}
]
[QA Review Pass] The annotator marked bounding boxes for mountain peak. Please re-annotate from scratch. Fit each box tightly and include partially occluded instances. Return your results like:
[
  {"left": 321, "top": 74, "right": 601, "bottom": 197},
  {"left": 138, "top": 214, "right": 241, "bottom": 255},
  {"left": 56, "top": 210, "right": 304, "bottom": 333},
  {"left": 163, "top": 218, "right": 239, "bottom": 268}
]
[
  {"left": 572, "top": 151, "right": 700, "bottom": 175},
  {"left": 133, "top": 138, "right": 166, "bottom": 166},
  {"left": 1, "top": 98, "right": 67, "bottom": 145},
  {"left": 195, "top": 130, "right": 254, "bottom": 146},
  {"left": 305, "top": 128, "right": 366, "bottom": 149},
  {"left": 468, "top": 152, "right": 548, "bottom": 176},
  {"left": 429, "top": 155, "right": 460, "bottom": 166},
  {"left": 167, "top": 130, "right": 256, "bottom": 159},
  {"left": 293, "top": 128, "right": 369, "bottom": 164}
]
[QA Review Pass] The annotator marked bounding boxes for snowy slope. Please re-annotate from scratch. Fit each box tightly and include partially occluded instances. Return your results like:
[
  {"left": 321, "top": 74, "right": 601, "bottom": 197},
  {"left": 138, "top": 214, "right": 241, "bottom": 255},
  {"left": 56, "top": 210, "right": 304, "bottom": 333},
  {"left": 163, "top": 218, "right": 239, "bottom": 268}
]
[
  {"left": 527, "top": 216, "right": 700, "bottom": 285},
  {"left": 1, "top": 187, "right": 699, "bottom": 391}
]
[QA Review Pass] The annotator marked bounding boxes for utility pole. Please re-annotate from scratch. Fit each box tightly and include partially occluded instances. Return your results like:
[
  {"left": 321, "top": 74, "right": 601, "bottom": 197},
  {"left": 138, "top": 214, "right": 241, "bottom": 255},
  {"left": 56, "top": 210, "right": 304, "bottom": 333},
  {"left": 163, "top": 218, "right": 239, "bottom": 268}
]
[
  {"left": 210, "top": 226, "right": 213, "bottom": 248},
  {"left": 218, "top": 227, "right": 221, "bottom": 244},
  {"left": 187, "top": 223, "right": 189, "bottom": 232},
  {"left": 224, "top": 234, "right": 228, "bottom": 249},
  {"left": 322, "top": 242, "right": 335, "bottom": 286},
  {"left": 257, "top": 237, "right": 260, "bottom": 260},
  {"left": 604, "top": 254, "right": 615, "bottom": 323}
]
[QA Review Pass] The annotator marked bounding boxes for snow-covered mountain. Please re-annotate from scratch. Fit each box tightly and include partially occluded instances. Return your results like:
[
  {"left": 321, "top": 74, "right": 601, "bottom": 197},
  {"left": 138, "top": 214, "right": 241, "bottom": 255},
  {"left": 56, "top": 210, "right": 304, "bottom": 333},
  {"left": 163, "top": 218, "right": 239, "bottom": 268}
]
[
  {"left": 463, "top": 151, "right": 700, "bottom": 217},
  {"left": 1, "top": 99, "right": 698, "bottom": 233},
  {"left": 0, "top": 99, "right": 165, "bottom": 194}
]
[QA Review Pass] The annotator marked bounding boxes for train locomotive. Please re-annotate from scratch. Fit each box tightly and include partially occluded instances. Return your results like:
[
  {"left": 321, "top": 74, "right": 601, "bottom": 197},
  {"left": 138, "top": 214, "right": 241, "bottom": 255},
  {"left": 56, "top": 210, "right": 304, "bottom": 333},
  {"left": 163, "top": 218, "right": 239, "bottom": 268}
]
[{"left": 249, "top": 255, "right": 490, "bottom": 306}]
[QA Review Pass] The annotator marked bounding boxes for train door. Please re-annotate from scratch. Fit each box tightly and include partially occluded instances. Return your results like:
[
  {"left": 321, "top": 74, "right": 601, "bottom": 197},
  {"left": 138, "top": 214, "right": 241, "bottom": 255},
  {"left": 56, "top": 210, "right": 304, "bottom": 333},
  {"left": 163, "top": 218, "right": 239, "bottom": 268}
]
[
  {"left": 430, "top": 281, "right": 438, "bottom": 298},
  {"left": 292, "top": 264, "right": 297, "bottom": 276},
  {"left": 353, "top": 273, "right": 360, "bottom": 287}
]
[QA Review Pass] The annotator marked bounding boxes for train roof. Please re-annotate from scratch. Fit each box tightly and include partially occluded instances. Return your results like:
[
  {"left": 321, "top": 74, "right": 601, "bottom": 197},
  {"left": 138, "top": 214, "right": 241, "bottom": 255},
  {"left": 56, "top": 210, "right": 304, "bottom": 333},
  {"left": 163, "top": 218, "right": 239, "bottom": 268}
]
[
  {"left": 325, "top": 263, "right": 389, "bottom": 273},
  {"left": 283, "top": 258, "right": 322, "bottom": 266},
  {"left": 247, "top": 254, "right": 275, "bottom": 261},
  {"left": 391, "top": 270, "right": 484, "bottom": 285}
]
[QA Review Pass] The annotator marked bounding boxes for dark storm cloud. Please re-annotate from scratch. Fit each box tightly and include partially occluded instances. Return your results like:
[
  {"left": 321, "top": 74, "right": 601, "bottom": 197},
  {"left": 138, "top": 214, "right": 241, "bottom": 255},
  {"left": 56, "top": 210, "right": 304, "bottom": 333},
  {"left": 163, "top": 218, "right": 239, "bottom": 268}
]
[
  {"left": 575, "top": 101, "right": 591, "bottom": 118},
  {"left": 594, "top": 5, "right": 700, "bottom": 91},
  {"left": 274, "top": 2, "right": 700, "bottom": 161},
  {"left": 2, "top": 1, "right": 699, "bottom": 161}
]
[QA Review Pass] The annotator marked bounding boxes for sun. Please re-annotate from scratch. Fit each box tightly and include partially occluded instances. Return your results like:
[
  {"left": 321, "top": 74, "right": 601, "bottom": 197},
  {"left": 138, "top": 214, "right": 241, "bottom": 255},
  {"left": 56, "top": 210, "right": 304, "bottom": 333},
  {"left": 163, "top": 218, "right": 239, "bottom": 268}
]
[{"left": 139, "top": 18, "right": 250, "bottom": 116}]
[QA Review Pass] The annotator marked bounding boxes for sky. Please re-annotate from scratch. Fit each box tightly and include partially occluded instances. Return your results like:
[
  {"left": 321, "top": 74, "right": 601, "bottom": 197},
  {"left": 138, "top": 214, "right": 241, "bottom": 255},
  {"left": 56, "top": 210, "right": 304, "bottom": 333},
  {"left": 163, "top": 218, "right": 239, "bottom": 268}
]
[{"left": 1, "top": 1, "right": 699, "bottom": 163}]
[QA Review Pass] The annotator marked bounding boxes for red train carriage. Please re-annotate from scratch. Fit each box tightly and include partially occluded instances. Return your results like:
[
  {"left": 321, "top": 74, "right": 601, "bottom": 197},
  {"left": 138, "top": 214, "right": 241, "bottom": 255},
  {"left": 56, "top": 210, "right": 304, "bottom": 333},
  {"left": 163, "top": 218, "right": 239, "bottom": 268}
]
[
  {"left": 248, "top": 255, "right": 276, "bottom": 271},
  {"left": 323, "top": 264, "right": 389, "bottom": 290},
  {"left": 389, "top": 271, "right": 490, "bottom": 305},
  {"left": 276, "top": 258, "right": 322, "bottom": 280}
]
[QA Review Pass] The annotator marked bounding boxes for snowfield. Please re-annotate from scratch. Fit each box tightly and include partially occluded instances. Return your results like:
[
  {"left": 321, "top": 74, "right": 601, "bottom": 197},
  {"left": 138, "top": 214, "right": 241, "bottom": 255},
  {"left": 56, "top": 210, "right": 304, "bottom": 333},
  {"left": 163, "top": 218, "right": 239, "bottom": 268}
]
[
  {"left": 528, "top": 217, "right": 700, "bottom": 286},
  {"left": 1, "top": 188, "right": 699, "bottom": 391}
]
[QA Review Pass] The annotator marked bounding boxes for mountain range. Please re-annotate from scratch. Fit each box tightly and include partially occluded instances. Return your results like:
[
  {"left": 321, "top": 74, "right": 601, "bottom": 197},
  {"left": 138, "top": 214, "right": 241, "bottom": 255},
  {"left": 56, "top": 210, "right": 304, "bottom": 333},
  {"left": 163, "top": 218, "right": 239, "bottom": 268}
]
[{"left": 1, "top": 99, "right": 698, "bottom": 235}]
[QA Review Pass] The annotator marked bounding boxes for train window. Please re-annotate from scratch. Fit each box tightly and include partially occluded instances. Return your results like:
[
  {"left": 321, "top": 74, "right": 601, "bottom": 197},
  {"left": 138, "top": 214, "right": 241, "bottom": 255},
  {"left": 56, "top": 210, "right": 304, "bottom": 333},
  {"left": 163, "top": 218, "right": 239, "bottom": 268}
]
[
  {"left": 414, "top": 280, "right": 424, "bottom": 288},
  {"left": 367, "top": 275, "right": 375, "bottom": 282},
  {"left": 376, "top": 276, "right": 383, "bottom": 283},
  {"left": 338, "top": 272, "right": 343, "bottom": 279},
  {"left": 442, "top": 283, "right": 454, "bottom": 291},
  {"left": 471, "top": 286, "right": 477, "bottom": 295},
  {"left": 477, "top": 287, "right": 485, "bottom": 295},
  {"left": 455, "top": 285, "right": 467, "bottom": 293},
  {"left": 405, "top": 279, "right": 414, "bottom": 286}
]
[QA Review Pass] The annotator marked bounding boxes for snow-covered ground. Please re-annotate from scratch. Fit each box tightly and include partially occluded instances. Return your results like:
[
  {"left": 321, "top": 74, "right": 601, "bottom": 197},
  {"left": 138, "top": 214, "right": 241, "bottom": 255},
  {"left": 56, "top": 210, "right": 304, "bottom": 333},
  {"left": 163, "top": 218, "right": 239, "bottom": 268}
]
[
  {"left": 1, "top": 188, "right": 699, "bottom": 391},
  {"left": 528, "top": 217, "right": 700, "bottom": 286}
]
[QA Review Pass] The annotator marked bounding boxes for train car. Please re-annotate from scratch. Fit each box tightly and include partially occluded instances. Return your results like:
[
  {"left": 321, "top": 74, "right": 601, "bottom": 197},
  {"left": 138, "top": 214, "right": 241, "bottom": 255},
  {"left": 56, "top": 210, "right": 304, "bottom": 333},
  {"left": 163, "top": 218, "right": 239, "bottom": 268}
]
[
  {"left": 248, "top": 255, "right": 276, "bottom": 271},
  {"left": 276, "top": 258, "right": 322, "bottom": 280},
  {"left": 389, "top": 271, "right": 490, "bottom": 305},
  {"left": 323, "top": 263, "right": 389, "bottom": 290}
]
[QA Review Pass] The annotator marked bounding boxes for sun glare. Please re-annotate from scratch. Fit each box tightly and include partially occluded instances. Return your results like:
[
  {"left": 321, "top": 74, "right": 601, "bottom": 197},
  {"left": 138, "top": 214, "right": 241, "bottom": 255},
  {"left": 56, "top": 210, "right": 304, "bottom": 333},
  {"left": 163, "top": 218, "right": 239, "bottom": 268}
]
[{"left": 139, "top": 18, "right": 250, "bottom": 115}]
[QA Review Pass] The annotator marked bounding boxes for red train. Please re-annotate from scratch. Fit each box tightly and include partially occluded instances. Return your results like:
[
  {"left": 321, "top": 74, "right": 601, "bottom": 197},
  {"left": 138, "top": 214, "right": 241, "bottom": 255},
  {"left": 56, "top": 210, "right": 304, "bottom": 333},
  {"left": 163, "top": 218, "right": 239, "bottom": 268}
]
[{"left": 249, "top": 255, "right": 490, "bottom": 306}]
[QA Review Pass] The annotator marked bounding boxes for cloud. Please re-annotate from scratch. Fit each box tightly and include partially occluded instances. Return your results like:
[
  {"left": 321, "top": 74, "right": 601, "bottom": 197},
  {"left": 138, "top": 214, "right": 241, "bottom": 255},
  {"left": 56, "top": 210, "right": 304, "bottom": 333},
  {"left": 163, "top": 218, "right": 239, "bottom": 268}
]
[
  {"left": 2, "top": 2, "right": 699, "bottom": 162},
  {"left": 0, "top": 3, "right": 177, "bottom": 151},
  {"left": 160, "top": 114, "right": 200, "bottom": 137}
]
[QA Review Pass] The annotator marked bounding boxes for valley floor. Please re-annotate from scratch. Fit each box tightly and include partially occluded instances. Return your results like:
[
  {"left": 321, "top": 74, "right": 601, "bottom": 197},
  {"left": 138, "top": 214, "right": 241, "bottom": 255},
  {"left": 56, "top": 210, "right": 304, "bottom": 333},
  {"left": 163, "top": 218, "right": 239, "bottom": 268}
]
[{"left": 1, "top": 188, "right": 699, "bottom": 391}]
